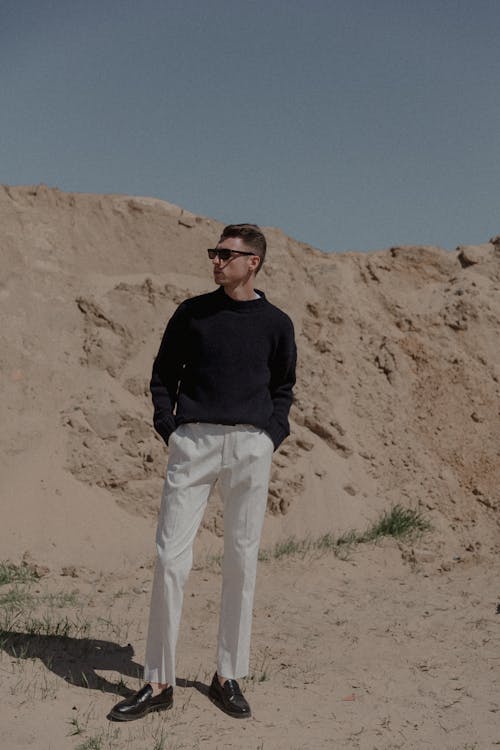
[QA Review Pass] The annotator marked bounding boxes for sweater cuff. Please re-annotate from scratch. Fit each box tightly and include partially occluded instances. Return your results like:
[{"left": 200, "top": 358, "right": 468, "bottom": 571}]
[
  {"left": 265, "top": 417, "right": 289, "bottom": 451},
  {"left": 153, "top": 416, "right": 176, "bottom": 446}
]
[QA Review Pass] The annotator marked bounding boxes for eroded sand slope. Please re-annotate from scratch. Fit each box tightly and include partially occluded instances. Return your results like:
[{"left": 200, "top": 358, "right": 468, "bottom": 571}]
[{"left": 2, "top": 184, "right": 499, "bottom": 570}]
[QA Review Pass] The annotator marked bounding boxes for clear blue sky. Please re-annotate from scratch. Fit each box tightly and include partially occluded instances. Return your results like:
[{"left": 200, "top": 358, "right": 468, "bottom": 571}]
[{"left": 1, "top": 0, "right": 499, "bottom": 252}]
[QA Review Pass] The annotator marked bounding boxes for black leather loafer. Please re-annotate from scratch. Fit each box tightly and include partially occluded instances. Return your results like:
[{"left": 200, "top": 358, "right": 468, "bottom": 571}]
[
  {"left": 208, "top": 672, "right": 251, "bottom": 718},
  {"left": 108, "top": 684, "right": 173, "bottom": 721}
]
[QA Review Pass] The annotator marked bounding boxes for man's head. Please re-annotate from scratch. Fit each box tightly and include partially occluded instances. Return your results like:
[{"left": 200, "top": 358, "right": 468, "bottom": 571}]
[{"left": 218, "top": 223, "right": 267, "bottom": 274}]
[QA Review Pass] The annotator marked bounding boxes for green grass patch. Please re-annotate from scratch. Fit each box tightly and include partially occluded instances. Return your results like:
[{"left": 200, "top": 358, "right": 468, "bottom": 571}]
[
  {"left": 259, "top": 504, "right": 431, "bottom": 562},
  {"left": 75, "top": 737, "right": 103, "bottom": 750},
  {"left": 0, "top": 610, "right": 91, "bottom": 641},
  {"left": 272, "top": 538, "right": 310, "bottom": 559},
  {"left": 0, "top": 588, "right": 79, "bottom": 612},
  {"left": 0, "top": 576, "right": 83, "bottom": 643},
  {"left": 0, "top": 587, "right": 35, "bottom": 609},
  {"left": 0, "top": 562, "right": 39, "bottom": 586},
  {"left": 363, "top": 504, "right": 431, "bottom": 541},
  {"left": 41, "top": 590, "right": 80, "bottom": 608},
  {"left": 22, "top": 614, "right": 90, "bottom": 638}
]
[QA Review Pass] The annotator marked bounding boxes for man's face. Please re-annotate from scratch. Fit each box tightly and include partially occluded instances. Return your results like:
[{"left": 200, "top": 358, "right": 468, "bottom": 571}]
[{"left": 211, "top": 236, "right": 260, "bottom": 287}]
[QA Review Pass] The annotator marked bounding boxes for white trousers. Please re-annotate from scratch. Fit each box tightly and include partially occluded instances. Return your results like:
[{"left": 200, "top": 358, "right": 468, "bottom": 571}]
[{"left": 143, "top": 423, "right": 274, "bottom": 686}]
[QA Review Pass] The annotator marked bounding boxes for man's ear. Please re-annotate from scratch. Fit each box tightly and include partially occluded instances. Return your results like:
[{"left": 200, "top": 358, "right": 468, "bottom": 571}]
[{"left": 249, "top": 255, "right": 261, "bottom": 273}]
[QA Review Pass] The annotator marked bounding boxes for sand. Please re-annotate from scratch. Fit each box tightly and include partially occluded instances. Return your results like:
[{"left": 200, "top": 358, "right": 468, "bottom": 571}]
[{"left": 1, "top": 184, "right": 499, "bottom": 749}]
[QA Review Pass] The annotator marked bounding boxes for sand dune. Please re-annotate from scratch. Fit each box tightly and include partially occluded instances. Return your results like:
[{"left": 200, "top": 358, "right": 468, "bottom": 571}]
[
  {"left": 1, "top": 184, "right": 499, "bottom": 569},
  {"left": 1, "top": 184, "right": 499, "bottom": 748}
]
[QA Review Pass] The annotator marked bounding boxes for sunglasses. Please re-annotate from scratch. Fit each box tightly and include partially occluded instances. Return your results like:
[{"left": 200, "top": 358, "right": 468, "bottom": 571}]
[{"left": 207, "top": 248, "right": 256, "bottom": 261}]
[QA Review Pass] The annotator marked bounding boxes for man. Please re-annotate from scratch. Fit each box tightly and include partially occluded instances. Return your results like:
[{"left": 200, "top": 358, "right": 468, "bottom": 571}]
[{"left": 110, "top": 223, "right": 296, "bottom": 721}]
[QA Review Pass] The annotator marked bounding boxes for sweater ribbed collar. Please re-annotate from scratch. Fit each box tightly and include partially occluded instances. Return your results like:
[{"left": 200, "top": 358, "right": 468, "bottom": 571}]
[{"left": 215, "top": 286, "right": 267, "bottom": 311}]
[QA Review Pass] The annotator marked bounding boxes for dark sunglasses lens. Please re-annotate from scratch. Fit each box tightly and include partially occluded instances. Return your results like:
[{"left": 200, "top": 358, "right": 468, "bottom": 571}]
[{"left": 207, "top": 248, "right": 232, "bottom": 260}]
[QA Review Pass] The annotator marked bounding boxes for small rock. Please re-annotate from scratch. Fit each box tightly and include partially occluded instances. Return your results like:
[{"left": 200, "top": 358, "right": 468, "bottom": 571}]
[
  {"left": 343, "top": 484, "right": 357, "bottom": 496},
  {"left": 178, "top": 211, "right": 196, "bottom": 228},
  {"left": 412, "top": 549, "right": 435, "bottom": 564},
  {"left": 296, "top": 438, "right": 314, "bottom": 451},
  {"left": 457, "top": 243, "right": 493, "bottom": 267},
  {"left": 86, "top": 411, "right": 120, "bottom": 439},
  {"left": 475, "top": 495, "right": 497, "bottom": 510},
  {"left": 61, "top": 566, "right": 79, "bottom": 578}
]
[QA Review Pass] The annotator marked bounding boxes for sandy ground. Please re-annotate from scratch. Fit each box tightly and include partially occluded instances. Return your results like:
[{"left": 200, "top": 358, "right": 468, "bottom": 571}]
[
  {"left": 1, "top": 540, "right": 499, "bottom": 750},
  {"left": 1, "top": 185, "right": 500, "bottom": 749}
]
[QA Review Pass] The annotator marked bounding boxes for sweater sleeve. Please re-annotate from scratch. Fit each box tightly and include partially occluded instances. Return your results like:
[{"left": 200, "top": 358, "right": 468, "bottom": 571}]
[
  {"left": 265, "top": 317, "right": 297, "bottom": 450},
  {"left": 150, "top": 303, "right": 189, "bottom": 445}
]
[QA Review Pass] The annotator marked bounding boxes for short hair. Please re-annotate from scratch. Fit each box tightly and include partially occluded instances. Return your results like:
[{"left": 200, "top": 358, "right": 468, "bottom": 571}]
[{"left": 219, "top": 223, "right": 267, "bottom": 273}]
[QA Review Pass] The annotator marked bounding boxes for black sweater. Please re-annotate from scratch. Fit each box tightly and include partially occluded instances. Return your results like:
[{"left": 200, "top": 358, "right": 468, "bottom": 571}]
[{"left": 150, "top": 287, "right": 296, "bottom": 450}]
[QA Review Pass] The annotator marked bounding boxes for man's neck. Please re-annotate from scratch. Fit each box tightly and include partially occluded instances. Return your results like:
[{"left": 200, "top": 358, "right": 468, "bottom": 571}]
[{"left": 221, "top": 280, "right": 257, "bottom": 301}]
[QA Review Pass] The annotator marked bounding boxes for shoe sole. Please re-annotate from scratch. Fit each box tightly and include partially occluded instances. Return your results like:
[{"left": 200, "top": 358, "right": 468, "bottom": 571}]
[
  {"left": 208, "top": 689, "right": 251, "bottom": 719},
  {"left": 108, "top": 702, "right": 173, "bottom": 722}
]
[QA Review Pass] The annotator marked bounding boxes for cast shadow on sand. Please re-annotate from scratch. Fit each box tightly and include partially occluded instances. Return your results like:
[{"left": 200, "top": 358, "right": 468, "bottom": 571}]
[
  {"left": 0, "top": 630, "right": 142, "bottom": 695},
  {"left": 0, "top": 630, "right": 210, "bottom": 699}
]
